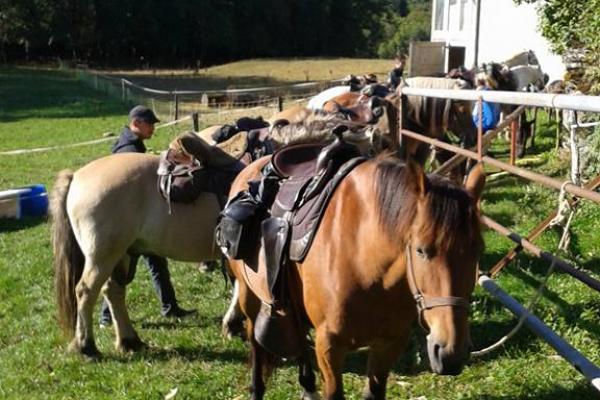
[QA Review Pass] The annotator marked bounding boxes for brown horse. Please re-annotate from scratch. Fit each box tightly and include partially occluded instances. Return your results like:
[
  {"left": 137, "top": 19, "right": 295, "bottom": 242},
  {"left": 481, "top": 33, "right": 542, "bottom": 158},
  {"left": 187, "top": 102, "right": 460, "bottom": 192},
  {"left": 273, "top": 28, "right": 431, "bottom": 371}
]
[{"left": 224, "top": 153, "right": 486, "bottom": 399}]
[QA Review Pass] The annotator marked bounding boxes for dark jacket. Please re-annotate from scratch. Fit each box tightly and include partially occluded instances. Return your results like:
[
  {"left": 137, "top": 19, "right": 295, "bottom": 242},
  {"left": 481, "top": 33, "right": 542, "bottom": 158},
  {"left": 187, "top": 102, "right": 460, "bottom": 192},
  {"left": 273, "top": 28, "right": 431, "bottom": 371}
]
[
  {"left": 388, "top": 67, "right": 404, "bottom": 90},
  {"left": 112, "top": 126, "right": 146, "bottom": 154}
]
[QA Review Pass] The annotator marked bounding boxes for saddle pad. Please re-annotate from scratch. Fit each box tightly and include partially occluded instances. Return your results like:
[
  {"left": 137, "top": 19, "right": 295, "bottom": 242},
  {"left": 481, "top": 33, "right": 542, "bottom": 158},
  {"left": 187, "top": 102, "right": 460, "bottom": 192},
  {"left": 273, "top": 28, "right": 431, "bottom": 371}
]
[{"left": 275, "top": 157, "right": 366, "bottom": 261}]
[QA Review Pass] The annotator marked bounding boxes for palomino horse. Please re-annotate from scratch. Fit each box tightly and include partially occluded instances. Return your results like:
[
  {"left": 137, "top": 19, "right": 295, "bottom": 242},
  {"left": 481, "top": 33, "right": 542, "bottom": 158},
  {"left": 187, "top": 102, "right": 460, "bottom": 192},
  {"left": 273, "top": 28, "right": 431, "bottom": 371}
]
[
  {"left": 51, "top": 152, "right": 226, "bottom": 358},
  {"left": 224, "top": 151, "right": 486, "bottom": 399}
]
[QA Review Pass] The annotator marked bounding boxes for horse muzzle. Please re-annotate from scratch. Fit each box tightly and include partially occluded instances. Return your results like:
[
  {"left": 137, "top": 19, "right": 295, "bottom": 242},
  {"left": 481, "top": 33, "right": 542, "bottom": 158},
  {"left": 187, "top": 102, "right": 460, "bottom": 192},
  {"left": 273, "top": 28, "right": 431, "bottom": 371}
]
[{"left": 426, "top": 334, "right": 470, "bottom": 375}]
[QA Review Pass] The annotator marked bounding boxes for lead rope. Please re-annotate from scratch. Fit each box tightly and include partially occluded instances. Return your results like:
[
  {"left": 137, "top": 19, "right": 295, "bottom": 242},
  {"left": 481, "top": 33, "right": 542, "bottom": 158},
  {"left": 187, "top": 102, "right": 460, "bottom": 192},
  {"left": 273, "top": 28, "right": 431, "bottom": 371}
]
[{"left": 471, "top": 181, "right": 576, "bottom": 357}]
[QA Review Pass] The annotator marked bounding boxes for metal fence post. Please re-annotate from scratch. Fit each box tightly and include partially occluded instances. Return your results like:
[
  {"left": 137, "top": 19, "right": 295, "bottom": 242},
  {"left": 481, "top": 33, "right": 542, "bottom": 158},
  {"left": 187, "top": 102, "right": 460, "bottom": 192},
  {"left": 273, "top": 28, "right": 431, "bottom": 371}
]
[
  {"left": 121, "top": 79, "right": 125, "bottom": 102},
  {"left": 192, "top": 112, "right": 199, "bottom": 132},
  {"left": 174, "top": 94, "right": 179, "bottom": 120}
]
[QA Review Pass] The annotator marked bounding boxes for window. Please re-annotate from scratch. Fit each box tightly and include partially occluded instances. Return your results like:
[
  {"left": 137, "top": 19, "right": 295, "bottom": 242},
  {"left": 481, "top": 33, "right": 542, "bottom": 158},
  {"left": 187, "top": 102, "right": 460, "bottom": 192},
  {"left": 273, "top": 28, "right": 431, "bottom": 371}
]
[
  {"left": 459, "top": 0, "right": 468, "bottom": 31},
  {"left": 448, "top": 0, "right": 459, "bottom": 32},
  {"left": 434, "top": 0, "right": 446, "bottom": 31}
]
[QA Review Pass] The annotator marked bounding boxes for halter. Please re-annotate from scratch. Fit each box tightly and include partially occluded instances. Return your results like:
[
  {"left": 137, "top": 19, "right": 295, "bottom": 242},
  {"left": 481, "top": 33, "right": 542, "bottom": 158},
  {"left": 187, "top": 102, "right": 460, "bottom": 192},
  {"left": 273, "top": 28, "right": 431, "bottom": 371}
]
[{"left": 405, "top": 244, "right": 470, "bottom": 332}]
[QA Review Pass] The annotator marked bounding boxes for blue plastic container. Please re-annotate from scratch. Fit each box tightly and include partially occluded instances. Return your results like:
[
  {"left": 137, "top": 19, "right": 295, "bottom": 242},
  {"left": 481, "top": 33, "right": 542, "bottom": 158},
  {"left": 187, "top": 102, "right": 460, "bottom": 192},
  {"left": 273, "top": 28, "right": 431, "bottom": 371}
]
[{"left": 19, "top": 184, "right": 49, "bottom": 217}]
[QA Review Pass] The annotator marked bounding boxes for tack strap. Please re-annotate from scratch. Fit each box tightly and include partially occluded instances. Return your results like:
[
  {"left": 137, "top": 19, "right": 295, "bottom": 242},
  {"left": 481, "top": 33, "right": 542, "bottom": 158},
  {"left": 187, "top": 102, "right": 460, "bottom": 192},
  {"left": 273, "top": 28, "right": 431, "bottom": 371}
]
[{"left": 406, "top": 244, "right": 470, "bottom": 331}]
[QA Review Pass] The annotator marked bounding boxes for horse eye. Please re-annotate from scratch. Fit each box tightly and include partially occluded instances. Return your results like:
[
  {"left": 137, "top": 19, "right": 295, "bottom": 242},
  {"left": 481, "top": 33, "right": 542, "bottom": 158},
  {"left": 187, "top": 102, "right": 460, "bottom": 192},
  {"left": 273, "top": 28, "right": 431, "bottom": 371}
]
[{"left": 415, "top": 247, "right": 427, "bottom": 259}]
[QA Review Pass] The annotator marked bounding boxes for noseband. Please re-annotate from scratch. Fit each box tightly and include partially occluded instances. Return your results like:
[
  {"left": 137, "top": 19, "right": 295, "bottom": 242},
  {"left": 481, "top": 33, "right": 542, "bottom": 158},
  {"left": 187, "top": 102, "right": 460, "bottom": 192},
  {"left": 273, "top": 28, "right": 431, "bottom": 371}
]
[{"left": 406, "top": 244, "right": 470, "bottom": 331}]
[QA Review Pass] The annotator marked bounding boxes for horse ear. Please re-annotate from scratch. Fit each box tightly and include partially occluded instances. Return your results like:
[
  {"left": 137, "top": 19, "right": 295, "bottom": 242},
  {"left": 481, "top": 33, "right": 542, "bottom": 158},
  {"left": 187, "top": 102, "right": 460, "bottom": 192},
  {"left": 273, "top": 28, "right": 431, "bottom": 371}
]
[
  {"left": 405, "top": 159, "right": 428, "bottom": 197},
  {"left": 465, "top": 162, "right": 486, "bottom": 203}
]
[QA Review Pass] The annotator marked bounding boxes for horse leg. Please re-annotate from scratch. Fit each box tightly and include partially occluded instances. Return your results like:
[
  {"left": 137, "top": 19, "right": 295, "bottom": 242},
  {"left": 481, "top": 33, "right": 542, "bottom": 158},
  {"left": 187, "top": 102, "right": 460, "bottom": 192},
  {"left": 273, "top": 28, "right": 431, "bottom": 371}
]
[
  {"left": 362, "top": 334, "right": 410, "bottom": 400},
  {"left": 222, "top": 279, "right": 246, "bottom": 339},
  {"left": 70, "top": 258, "right": 113, "bottom": 359},
  {"left": 249, "top": 335, "right": 267, "bottom": 400},
  {"left": 315, "top": 328, "right": 347, "bottom": 400},
  {"left": 103, "top": 255, "right": 145, "bottom": 353},
  {"left": 298, "top": 349, "right": 319, "bottom": 400}
]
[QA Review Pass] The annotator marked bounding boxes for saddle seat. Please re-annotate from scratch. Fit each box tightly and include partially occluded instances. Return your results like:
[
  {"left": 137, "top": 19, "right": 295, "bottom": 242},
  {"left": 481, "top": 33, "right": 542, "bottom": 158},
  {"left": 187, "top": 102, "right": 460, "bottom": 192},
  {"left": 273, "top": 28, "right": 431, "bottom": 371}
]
[
  {"left": 271, "top": 137, "right": 363, "bottom": 214},
  {"left": 157, "top": 132, "right": 250, "bottom": 205}
]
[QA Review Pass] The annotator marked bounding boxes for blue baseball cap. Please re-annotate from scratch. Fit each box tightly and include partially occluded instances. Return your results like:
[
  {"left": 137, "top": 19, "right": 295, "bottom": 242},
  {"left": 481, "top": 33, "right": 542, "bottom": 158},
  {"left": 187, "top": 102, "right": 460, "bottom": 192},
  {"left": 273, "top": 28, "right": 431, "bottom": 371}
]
[{"left": 129, "top": 105, "right": 160, "bottom": 124}]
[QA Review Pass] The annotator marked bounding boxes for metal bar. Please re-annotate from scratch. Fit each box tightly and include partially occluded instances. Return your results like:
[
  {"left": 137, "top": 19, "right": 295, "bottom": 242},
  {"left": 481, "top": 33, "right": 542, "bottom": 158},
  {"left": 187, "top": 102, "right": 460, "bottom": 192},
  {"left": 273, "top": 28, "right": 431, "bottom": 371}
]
[
  {"left": 400, "top": 88, "right": 600, "bottom": 113},
  {"left": 400, "top": 128, "right": 600, "bottom": 204},
  {"left": 435, "top": 106, "right": 526, "bottom": 175},
  {"left": 477, "top": 96, "right": 483, "bottom": 160},
  {"left": 481, "top": 215, "right": 600, "bottom": 292},
  {"left": 478, "top": 275, "right": 600, "bottom": 392},
  {"left": 490, "top": 174, "right": 600, "bottom": 276},
  {"left": 510, "top": 119, "right": 517, "bottom": 165}
]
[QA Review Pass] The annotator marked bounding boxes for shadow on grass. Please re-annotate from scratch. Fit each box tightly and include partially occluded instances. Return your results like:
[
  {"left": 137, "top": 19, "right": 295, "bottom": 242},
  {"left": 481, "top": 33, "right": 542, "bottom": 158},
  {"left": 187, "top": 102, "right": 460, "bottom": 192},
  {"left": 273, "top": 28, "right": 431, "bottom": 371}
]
[
  {"left": 140, "top": 315, "right": 223, "bottom": 330},
  {"left": 462, "top": 383, "right": 595, "bottom": 400},
  {"left": 503, "top": 262, "right": 600, "bottom": 337},
  {"left": 100, "top": 344, "right": 248, "bottom": 364},
  {"left": 0, "top": 216, "right": 47, "bottom": 233},
  {"left": 0, "top": 67, "right": 126, "bottom": 123}
]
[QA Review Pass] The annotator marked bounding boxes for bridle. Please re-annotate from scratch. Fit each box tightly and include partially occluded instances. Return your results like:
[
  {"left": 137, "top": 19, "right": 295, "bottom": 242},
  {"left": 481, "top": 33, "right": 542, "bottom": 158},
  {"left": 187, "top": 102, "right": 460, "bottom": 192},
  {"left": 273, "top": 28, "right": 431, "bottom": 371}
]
[{"left": 405, "top": 244, "right": 470, "bottom": 331}]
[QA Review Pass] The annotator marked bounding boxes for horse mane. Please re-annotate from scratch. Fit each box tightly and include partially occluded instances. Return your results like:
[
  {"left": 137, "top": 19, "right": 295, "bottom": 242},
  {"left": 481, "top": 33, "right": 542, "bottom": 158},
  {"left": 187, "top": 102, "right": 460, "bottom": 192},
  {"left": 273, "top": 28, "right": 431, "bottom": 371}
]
[
  {"left": 375, "top": 156, "right": 483, "bottom": 253},
  {"left": 268, "top": 112, "right": 369, "bottom": 147}
]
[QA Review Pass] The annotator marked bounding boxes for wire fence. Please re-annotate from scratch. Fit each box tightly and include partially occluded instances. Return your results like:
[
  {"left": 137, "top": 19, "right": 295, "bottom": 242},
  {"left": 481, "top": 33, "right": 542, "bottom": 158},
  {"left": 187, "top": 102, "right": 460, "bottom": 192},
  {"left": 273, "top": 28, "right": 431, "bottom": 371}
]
[{"left": 75, "top": 68, "right": 343, "bottom": 126}]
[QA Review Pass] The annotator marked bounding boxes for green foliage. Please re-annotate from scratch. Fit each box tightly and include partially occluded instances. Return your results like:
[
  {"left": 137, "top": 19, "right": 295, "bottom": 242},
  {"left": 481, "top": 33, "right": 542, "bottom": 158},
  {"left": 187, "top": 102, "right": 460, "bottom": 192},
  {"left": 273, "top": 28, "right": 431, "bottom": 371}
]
[
  {"left": 0, "top": 0, "right": 404, "bottom": 66},
  {"left": 377, "top": 1, "right": 431, "bottom": 58},
  {"left": 513, "top": 0, "right": 600, "bottom": 93}
]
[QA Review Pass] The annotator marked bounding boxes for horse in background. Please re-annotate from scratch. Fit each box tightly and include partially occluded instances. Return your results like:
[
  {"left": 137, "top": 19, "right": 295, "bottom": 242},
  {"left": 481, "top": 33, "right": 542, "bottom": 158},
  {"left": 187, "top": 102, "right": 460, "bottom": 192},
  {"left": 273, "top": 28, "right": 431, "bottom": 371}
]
[
  {"left": 387, "top": 77, "right": 477, "bottom": 180},
  {"left": 224, "top": 144, "right": 486, "bottom": 398},
  {"left": 503, "top": 49, "right": 540, "bottom": 68}
]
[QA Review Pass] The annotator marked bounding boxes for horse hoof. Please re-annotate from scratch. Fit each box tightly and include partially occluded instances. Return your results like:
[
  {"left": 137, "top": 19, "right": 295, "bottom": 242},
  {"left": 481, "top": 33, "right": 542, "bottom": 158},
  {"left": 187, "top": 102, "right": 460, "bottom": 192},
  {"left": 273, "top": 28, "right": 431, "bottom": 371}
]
[
  {"left": 222, "top": 318, "right": 246, "bottom": 340},
  {"left": 69, "top": 339, "right": 101, "bottom": 361},
  {"left": 118, "top": 337, "right": 147, "bottom": 353}
]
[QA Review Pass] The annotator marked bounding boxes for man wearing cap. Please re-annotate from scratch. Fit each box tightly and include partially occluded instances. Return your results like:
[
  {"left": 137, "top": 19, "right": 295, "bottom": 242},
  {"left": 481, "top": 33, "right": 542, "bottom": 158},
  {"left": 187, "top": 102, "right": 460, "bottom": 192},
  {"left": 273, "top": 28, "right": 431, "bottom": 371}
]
[{"left": 99, "top": 105, "right": 196, "bottom": 327}]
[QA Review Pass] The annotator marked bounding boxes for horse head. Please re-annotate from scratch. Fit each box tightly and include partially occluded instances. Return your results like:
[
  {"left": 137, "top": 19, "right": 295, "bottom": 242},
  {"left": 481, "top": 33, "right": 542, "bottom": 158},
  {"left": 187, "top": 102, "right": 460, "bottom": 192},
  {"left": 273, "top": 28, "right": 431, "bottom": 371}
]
[
  {"left": 403, "top": 162, "right": 485, "bottom": 375},
  {"left": 476, "top": 62, "right": 514, "bottom": 91}
]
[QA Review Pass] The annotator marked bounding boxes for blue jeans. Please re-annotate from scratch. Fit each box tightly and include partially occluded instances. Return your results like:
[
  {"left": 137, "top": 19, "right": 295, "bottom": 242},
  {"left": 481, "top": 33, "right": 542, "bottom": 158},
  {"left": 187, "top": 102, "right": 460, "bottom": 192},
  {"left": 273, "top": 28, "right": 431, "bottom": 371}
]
[{"left": 100, "top": 255, "right": 178, "bottom": 323}]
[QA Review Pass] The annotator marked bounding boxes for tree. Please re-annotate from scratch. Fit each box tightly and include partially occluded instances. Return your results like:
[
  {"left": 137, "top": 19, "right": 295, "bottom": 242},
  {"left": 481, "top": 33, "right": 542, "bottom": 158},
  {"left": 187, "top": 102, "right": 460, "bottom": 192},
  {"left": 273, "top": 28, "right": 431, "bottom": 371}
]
[
  {"left": 377, "top": 0, "right": 431, "bottom": 58},
  {"left": 514, "top": 0, "right": 600, "bottom": 93}
]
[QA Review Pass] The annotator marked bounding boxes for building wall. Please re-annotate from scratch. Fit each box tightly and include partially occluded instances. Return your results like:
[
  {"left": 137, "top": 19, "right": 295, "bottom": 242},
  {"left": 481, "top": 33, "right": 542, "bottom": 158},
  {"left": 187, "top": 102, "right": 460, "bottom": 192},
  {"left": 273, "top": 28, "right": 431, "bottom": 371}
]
[
  {"left": 478, "top": 0, "right": 565, "bottom": 81},
  {"left": 430, "top": 0, "right": 566, "bottom": 81}
]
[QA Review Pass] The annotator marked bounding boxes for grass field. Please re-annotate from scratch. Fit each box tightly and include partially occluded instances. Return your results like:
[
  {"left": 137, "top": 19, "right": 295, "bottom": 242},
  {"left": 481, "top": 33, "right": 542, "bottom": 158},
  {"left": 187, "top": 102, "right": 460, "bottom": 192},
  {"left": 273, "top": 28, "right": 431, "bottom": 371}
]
[
  {"left": 102, "top": 58, "right": 393, "bottom": 91},
  {"left": 1, "top": 64, "right": 599, "bottom": 399}
]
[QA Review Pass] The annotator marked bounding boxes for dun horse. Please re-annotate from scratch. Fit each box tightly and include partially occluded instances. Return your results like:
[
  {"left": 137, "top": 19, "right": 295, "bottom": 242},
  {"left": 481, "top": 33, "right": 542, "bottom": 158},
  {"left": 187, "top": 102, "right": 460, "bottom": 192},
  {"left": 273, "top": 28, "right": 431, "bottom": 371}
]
[
  {"left": 224, "top": 149, "right": 486, "bottom": 399},
  {"left": 51, "top": 152, "right": 225, "bottom": 357}
]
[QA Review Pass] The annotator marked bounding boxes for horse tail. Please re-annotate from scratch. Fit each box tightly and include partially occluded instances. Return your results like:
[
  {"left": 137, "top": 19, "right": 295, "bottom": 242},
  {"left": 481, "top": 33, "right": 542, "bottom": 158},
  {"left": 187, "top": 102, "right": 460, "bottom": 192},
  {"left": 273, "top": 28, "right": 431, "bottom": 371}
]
[{"left": 50, "top": 169, "right": 84, "bottom": 338}]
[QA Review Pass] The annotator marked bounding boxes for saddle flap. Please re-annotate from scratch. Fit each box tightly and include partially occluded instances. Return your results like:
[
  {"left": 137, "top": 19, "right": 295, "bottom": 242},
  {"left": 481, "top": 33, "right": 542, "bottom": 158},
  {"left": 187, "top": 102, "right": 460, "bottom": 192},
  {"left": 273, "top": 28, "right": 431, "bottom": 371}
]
[{"left": 260, "top": 217, "right": 290, "bottom": 296}]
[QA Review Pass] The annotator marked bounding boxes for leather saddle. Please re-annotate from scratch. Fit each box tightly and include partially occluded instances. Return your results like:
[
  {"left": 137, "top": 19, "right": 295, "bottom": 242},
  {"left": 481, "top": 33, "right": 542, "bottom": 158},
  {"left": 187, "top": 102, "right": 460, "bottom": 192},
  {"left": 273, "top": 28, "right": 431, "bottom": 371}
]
[
  {"left": 237, "top": 134, "right": 366, "bottom": 358},
  {"left": 157, "top": 132, "right": 250, "bottom": 205}
]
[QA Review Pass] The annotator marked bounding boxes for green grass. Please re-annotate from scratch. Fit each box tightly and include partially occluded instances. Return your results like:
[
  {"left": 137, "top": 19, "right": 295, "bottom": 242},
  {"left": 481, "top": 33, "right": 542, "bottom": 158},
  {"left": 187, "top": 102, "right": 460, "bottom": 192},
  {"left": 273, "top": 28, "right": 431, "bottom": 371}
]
[
  {"left": 1, "top": 65, "right": 599, "bottom": 399},
  {"left": 103, "top": 58, "right": 393, "bottom": 91}
]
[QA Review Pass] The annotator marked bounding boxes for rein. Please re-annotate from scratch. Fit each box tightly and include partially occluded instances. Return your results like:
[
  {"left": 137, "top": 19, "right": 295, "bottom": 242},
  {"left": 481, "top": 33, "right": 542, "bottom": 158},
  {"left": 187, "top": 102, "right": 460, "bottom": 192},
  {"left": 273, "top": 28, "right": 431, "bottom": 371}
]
[{"left": 405, "top": 244, "right": 470, "bottom": 331}]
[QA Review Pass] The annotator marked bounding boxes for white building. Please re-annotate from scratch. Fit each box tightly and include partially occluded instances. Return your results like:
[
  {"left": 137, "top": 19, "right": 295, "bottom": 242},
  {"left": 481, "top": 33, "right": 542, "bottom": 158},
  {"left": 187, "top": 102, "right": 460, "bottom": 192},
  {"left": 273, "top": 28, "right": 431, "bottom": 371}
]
[{"left": 416, "top": 0, "right": 565, "bottom": 81}]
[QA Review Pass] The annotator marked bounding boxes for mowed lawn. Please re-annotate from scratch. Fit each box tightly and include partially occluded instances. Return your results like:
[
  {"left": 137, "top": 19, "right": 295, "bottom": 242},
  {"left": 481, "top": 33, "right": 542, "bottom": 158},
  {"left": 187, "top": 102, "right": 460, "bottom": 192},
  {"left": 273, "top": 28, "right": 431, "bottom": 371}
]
[{"left": 0, "top": 65, "right": 599, "bottom": 399}]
